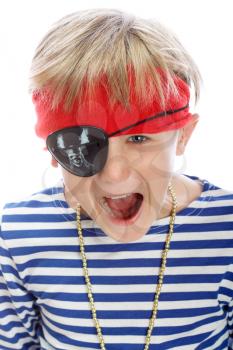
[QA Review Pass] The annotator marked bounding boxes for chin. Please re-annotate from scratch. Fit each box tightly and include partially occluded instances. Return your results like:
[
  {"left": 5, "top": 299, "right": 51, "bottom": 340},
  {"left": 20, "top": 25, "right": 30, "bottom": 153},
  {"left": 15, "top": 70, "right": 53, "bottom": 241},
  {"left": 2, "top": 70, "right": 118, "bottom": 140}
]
[
  {"left": 113, "top": 231, "right": 147, "bottom": 243},
  {"left": 98, "top": 219, "right": 149, "bottom": 243}
]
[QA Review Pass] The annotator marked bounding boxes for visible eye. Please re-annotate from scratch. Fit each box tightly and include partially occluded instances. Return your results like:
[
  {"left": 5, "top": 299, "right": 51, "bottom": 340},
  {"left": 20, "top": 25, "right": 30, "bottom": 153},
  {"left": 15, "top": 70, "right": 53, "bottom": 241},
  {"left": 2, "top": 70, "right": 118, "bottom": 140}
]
[{"left": 127, "top": 135, "right": 149, "bottom": 144}]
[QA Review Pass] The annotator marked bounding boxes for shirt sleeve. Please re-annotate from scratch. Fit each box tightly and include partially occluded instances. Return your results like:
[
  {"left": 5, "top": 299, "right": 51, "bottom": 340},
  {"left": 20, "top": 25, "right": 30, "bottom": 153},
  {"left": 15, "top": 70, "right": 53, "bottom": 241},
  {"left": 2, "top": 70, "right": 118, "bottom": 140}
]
[
  {"left": 219, "top": 264, "right": 233, "bottom": 349},
  {"left": 0, "top": 224, "right": 41, "bottom": 350},
  {"left": 228, "top": 298, "right": 233, "bottom": 348}
]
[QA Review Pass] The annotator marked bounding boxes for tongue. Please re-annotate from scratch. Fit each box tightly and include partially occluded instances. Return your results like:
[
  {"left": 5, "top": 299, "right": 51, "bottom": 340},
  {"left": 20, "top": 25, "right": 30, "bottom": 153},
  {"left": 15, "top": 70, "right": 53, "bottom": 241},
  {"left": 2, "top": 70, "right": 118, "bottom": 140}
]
[{"left": 105, "top": 193, "right": 138, "bottom": 211}]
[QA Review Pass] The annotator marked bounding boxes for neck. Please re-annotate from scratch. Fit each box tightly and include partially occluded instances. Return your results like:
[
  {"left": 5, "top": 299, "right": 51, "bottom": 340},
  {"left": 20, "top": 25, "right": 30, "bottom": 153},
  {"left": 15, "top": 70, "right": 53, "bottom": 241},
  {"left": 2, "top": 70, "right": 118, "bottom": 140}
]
[{"left": 161, "top": 173, "right": 202, "bottom": 217}]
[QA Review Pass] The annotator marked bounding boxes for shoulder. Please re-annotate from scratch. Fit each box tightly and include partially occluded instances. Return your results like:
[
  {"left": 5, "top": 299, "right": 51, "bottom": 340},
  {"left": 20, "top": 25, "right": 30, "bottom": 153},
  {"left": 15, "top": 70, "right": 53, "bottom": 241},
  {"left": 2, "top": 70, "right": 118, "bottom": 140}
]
[
  {"left": 185, "top": 174, "right": 233, "bottom": 204},
  {"left": 193, "top": 175, "right": 233, "bottom": 233},
  {"left": 1, "top": 179, "right": 64, "bottom": 213},
  {"left": 0, "top": 178, "right": 75, "bottom": 240},
  {"left": 175, "top": 174, "right": 233, "bottom": 232},
  {"left": 203, "top": 177, "right": 233, "bottom": 208}
]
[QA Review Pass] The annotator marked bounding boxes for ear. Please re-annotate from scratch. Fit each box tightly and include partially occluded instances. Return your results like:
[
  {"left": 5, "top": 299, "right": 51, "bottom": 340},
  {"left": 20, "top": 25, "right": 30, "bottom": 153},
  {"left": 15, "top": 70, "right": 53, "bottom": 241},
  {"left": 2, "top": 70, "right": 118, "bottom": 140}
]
[
  {"left": 51, "top": 156, "right": 58, "bottom": 168},
  {"left": 176, "top": 113, "right": 200, "bottom": 156}
]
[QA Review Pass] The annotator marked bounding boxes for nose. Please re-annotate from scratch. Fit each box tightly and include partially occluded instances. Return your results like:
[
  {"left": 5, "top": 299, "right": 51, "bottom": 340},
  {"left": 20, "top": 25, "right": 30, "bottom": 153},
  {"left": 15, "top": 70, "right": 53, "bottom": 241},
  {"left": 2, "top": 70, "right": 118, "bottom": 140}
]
[{"left": 98, "top": 137, "right": 131, "bottom": 182}]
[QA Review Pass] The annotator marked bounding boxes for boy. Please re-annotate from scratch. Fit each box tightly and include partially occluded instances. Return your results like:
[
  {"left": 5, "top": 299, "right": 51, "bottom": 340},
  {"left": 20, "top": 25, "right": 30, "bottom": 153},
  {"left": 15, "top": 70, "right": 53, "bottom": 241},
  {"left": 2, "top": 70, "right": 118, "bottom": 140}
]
[{"left": 0, "top": 8, "right": 233, "bottom": 350}]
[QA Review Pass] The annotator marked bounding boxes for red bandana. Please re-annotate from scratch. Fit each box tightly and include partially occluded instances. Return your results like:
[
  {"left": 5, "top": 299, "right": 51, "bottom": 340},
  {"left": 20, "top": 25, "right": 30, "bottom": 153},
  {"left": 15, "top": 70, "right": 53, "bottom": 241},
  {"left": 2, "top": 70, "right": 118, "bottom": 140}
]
[{"left": 33, "top": 71, "right": 192, "bottom": 141}]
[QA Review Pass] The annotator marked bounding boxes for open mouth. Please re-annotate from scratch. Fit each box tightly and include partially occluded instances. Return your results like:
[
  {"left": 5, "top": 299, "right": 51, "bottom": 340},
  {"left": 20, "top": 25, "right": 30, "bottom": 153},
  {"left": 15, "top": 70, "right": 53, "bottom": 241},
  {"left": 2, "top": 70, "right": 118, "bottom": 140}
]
[{"left": 100, "top": 192, "right": 144, "bottom": 223}]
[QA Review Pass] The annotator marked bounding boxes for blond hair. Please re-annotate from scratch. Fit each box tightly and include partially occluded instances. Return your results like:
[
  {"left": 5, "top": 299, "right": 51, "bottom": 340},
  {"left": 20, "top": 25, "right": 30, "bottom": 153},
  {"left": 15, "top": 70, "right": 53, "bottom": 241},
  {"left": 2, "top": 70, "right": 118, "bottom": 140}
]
[{"left": 29, "top": 8, "right": 201, "bottom": 112}]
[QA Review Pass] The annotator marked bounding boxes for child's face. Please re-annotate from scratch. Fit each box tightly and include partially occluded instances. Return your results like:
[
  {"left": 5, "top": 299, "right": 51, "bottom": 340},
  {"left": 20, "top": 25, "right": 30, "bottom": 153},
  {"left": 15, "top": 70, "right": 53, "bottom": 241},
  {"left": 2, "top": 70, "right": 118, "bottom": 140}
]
[{"left": 61, "top": 128, "right": 181, "bottom": 242}]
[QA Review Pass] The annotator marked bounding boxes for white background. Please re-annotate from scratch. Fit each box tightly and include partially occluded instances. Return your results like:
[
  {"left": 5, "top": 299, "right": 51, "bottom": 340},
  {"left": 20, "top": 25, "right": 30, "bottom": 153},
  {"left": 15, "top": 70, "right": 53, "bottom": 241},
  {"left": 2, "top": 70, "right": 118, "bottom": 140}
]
[{"left": 0, "top": 0, "right": 233, "bottom": 210}]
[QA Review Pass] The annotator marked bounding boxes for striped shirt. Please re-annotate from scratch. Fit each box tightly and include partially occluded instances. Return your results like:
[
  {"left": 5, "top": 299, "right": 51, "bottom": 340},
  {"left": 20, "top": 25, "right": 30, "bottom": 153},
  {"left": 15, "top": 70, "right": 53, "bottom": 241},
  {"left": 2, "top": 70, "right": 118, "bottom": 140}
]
[{"left": 0, "top": 174, "right": 233, "bottom": 350}]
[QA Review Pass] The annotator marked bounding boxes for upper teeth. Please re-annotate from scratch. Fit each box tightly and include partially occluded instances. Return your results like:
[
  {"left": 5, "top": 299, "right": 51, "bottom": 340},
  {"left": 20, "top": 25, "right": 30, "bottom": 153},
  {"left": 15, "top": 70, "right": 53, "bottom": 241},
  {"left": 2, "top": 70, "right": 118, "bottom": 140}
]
[{"left": 107, "top": 193, "right": 133, "bottom": 199}]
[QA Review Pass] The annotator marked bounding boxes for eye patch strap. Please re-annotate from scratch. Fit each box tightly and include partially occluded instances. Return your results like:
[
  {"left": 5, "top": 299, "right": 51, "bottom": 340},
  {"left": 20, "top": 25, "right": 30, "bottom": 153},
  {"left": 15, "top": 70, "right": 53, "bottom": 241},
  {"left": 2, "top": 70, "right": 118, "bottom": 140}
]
[{"left": 109, "top": 104, "right": 189, "bottom": 137}]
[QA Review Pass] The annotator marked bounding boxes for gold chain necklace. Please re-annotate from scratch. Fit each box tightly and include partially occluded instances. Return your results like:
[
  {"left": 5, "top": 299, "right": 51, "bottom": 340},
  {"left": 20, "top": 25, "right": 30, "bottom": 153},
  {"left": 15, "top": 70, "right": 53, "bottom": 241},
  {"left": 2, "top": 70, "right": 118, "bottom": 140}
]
[{"left": 76, "top": 182, "right": 177, "bottom": 350}]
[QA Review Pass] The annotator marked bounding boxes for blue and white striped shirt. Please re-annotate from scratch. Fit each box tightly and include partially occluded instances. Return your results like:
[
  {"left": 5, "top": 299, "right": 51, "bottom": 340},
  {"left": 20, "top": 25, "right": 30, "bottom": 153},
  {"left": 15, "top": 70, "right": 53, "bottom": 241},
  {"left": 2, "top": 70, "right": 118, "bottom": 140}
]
[{"left": 0, "top": 174, "right": 233, "bottom": 350}]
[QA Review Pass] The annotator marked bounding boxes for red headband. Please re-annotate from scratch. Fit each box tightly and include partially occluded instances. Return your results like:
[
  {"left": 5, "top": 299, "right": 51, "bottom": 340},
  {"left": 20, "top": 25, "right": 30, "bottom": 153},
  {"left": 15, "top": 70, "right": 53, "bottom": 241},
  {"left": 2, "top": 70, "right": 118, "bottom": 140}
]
[{"left": 33, "top": 71, "right": 192, "bottom": 141}]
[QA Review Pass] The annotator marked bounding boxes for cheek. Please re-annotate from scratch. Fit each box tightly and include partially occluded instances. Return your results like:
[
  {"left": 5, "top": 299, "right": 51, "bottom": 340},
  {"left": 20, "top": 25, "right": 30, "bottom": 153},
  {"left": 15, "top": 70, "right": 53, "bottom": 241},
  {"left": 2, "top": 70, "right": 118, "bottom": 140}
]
[
  {"left": 150, "top": 147, "right": 176, "bottom": 175},
  {"left": 61, "top": 168, "right": 91, "bottom": 201},
  {"left": 129, "top": 145, "right": 175, "bottom": 179}
]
